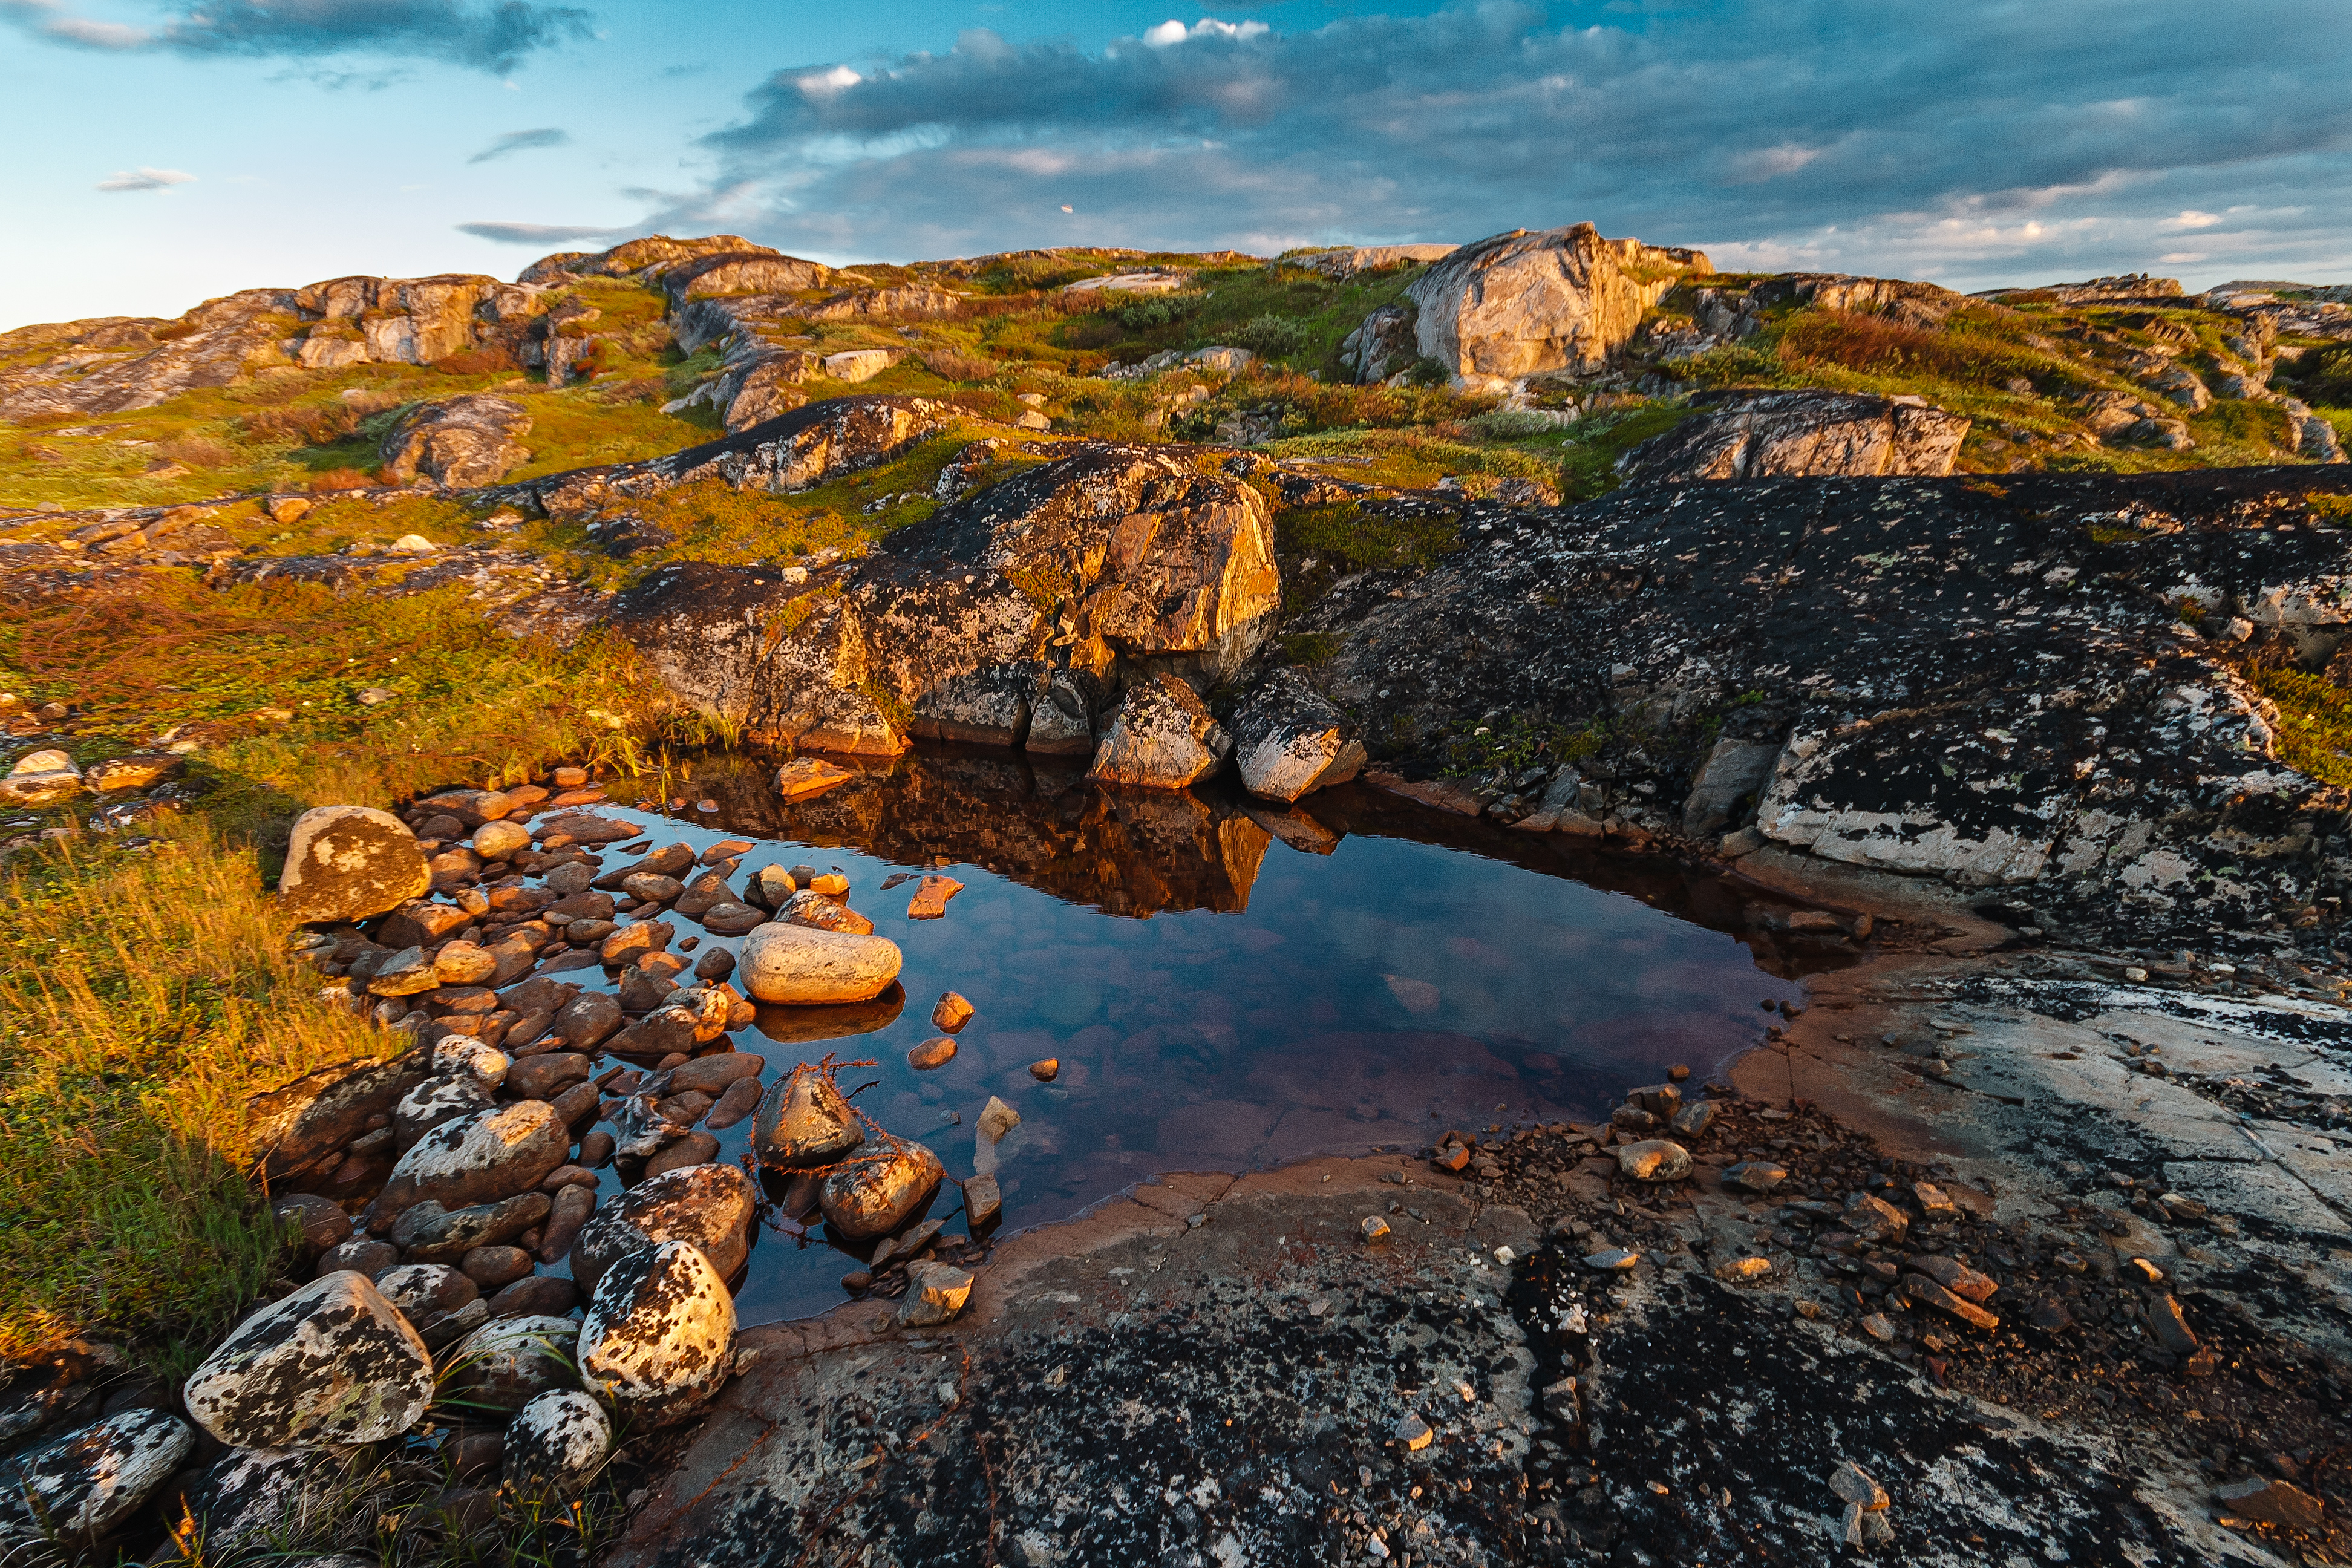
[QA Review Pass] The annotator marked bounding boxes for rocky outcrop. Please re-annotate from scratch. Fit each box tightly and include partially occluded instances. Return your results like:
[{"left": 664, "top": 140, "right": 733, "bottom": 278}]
[
  {"left": 1289, "top": 465, "right": 2352, "bottom": 950},
  {"left": 376, "top": 395, "right": 532, "bottom": 488},
  {"left": 1229, "top": 668, "right": 1367, "bottom": 802},
  {"left": 276, "top": 805, "right": 430, "bottom": 925},
  {"left": 1295, "top": 243, "right": 1457, "bottom": 278},
  {"left": 490, "top": 395, "right": 947, "bottom": 517},
  {"left": 604, "top": 437, "right": 1280, "bottom": 757},
  {"left": 518, "top": 234, "right": 769, "bottom": 286},
  {"left": 1404, "top": 224, "right": 1710, "bottom": 390},
  {"left": 1086, "top": 675, "right": 1232, "bottom": 789},
  {"left": 1337, "top": 304, "right": 1419, "bottom": 385},
  {"left": 1616, "top": 391, "right": 1970, "bottom": 482}
]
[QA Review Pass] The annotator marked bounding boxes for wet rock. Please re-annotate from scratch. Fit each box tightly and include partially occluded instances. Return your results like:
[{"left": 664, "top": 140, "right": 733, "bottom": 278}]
[
  {"left": 578, "top": 1241, "right": 736, "bottom": 1427},
  {"left": 820, "top": 1139, "right": 945, "bottom": 1239},
  {"left": 751, "top": 1065, "right": 866, "bottom": 1169},
  {"left": 775, "top": 757, "right": 854, "bottom": 801},
  {"left": 1619, "top": 390, "right": 1969, "bottom": 482},
  {"left": 895, "top": 1262, "right": 975, "bottom": 1327},
  {"left": 570, "top": 1163, "right": 757, "bottom": 1292},
  {"left": 739, "top": 921, "right": 903, "bottom": 1004},
  {"left": 1406, "top": 223, "right": 1709, "bottom": 388},
  {"left": 976, "top": 1096, "right": 1020, "bottom": 1142},
  {"left": 536, "top": 1183, "right": 598, "bottom": 1263},
  {"left": 473, "top": 818, "right": 531, "bottom": 861},
  {"left": 277, "top": 806, "right": 430, "bottom": 924},
  {"left": 488, "top": 1275, "right": 578, "bottom": 1319},
  {"left": 440, "top": 1315, "right": 581, "bottom": 1414},
  {"left": 1615, "top": 1139, "right": 1693, "bottom": 1182},
  {"left": 182, "top": 1271, "right": 433, "bottom": 1447},
  {"left": 390, "top": 1191, "right": 550, "bottom": 1261},
  {"left": 694, "top": 944, "right": 739, "bottom": 981},
  {"left": 377, "top": 394, "right": 531, "bottom": 488},
  {"left": 1229, "top": 668, "right": 1367, "bottom": 802},
  {"left": 907, "top": 1036, "right": 957, "bottom": 1070},
  {"left": 906, "top": 874, "right": 964, "bottom": 920},
  {"left": 507, "top": 1051, "right": 590, "bottom": 1101},
  {"left": 0, "top": 1407, "right": 194, "bottom": 1538},
  {"left": 554, "top": 990, "right": 624, "bottom": 1050},
  {"left": 377, "top": 1100, "right": 569, "bottom": 1216},
  {"left": 932, "top": 991, "right": 975, "bottom": 1031},
  {"left": 779, "top": 888, "right": 875, "bottom": 935},
  {"left": 365, "top": 946, "right": 437, "bottom": 997},
  {"left": 962, "top": 1172, "right": 1002, "bottom": 1229},
  {"left": 599, "top": 918, "right": 674, "bottom": 967},
  {"left": 1086, "top": 674, "right": 1231, "bottom": 789},
  {"left": 462, "top": 1245, "right": 535, "bottom": 1289},
  {"left": 645, "top": 1131, "right": 721, "bottom": 1177},
  {"left": 505, "top": 1390, "right": 610, "bottom": 1499}
]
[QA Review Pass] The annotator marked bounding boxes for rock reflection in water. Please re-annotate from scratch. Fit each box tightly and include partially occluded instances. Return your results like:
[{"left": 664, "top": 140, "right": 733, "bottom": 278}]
[
  {"left": 601, "top": 745, "right": 1826, "bottom": 1325},
  {"left": 676, "top": 748, "right": 1274, "bottom": 916}
]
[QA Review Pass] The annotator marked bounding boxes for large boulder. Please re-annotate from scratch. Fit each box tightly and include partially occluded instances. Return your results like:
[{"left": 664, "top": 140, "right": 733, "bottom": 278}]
[
  {"left": 1406, "top": 224, "right": 1710, "bottom": 389},
  {"left": 1616, "top": 391, "right": 1970, "bottom": 482},
  {"left": 276, "top": 805, "right": 430, "bottom": 924},
  {"left": 0, "top": 1408, "right": 194, "bottom": 1539},
  {"left": 182, "top": 1271, "right": 433, "bottom": 1448},
  {"left": 578, "top": 1241, "right": 736, "bottom": 1427},
  {"left": 1229, "top": 668, "right": 1366, "bottom": 802},
  {"left": 1086, "top": 675, "right": 1231, "bottom": 789},
  {"left": 737, "top": 922, "right": 903, "bottom": 1004},
  {"left": 175, "top": 1448, "right": 316, "bottom": 1552},
  {"left": 376, "top": 1100, "right": 569, "bottom": 1216},
  {"left": 568, "top": 1162, "right": 757, "bottom": 1291},
  {"left": 752, "top": 1065, "right": 866, "bottom": 1171},
  {"left": 377, "top": 394, "right": 532, "bottom": 488}
]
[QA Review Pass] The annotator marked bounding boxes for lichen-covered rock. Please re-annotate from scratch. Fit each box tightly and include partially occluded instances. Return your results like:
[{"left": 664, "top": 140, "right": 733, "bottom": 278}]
[
  {"left": 737, "top": 922, "right": 902, "bottom": 1004},
  {"left": 182, "top": 1272, "right": 433, "bottom": 1448},
  {"left": 377, "top": 395, "right": 532, "bottom": 488},
  {"left": 0, "top": 1408, "right": 194, "bottom": 1538},
  {"left": 1616, "top": 391, "right": 1969, "bottom": 482},
  {"left": 391, "top": 1076, "right": 494, "bottom": 1152},
  {"left": 504, "top": 1390, "right": 611, "bottom": 1499},
  {"left": 276, "top": 805, "right": 430, "bottom": 924},
  {"left": 1406, "top": 224, "right": 1710, "bottom": 390},
  {"left": 177, "top": 1446, "right": 315, "bottom": 1551},
  {"left": 1087, "top": 675, "right": 1231, "bottom": 789},
  {"left": 440, "top": 1315, "right": 581, "bottom": 1413},
  {"left": 1229, "top": 668, "right": 1366, "bottom": 802},
  {"left": 819, "top": 1138, "right": 944, "bottom": 1240},
  {"left": 569, "top": 1162, "right": 757, "bottom": 1291},
  {"left": 752, "top": 1065, "right": 866, "bottom": 1170},
  {"left": 1338, "top": 302, "right": 1419, "bottom": 385},
  {"left": 376, "top": 1100, "right": 568, "bottom": 1217},
  {"left": 389, "top": 1191, "right": 550, "bottom": 1262},
  {"left": 578, "top": 1241, "right": 736, "bottom": 1427}
]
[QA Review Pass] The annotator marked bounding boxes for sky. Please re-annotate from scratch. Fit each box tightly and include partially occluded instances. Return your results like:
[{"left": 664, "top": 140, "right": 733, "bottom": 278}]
[{"left": 3, "top": 0, "right": 2348, "bottom": 330}]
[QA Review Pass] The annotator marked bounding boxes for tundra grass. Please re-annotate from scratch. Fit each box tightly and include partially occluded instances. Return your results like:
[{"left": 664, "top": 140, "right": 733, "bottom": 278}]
[
  {"left": 2252, "top": 667, "right": 2352, "bottom": 789},
  {"left": 0, "top": 575, "right": 673, "bottom": 1366}
]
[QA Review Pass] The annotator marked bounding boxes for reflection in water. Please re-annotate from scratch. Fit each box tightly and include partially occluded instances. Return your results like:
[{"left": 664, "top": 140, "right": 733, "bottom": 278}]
[{"left": 575, "top": 746, "right": 1833, "bottom": 1325}]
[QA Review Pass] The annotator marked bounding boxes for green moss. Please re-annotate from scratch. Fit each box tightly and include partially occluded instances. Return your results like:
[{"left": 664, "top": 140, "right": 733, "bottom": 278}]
[{"left": 2255, "top": 667, "right": 2352, "bottom": 788}]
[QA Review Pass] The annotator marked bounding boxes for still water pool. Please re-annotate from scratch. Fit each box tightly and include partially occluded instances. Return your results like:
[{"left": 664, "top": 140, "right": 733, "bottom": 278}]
[{"left": 548, "top": 748, "right": 1819, "bottom": 1325}]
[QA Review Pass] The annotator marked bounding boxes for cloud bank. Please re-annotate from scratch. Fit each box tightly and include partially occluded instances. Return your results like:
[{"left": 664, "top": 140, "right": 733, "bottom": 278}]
[
  {"left": 2, "top": 0, "right": 590, "bottom": 71},
  {"left": 622, "top": 0, "right": 2352, "bottom": 288}
]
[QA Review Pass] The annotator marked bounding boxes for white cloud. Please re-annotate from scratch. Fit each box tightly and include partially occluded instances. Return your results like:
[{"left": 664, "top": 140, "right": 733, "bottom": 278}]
[
  {"left": 2164, "top": 209, "right": 2223, "bottom": 229},
  {"left": 96, "top": 167, "right": 197, "bottom": 192},
  {"left": 1145, "top": 18, "right": 1269, "bottom": 48}
]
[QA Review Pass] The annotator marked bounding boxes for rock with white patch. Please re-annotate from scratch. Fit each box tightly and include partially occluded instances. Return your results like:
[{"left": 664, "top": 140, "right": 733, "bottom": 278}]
[
  {"left": 181, "top": 1272, "right": 433, "bottom": 1448},
  {"left": 376, "top": 1100, "right": 569, "bottom": 1216},
  {"left": 276, "top": 806, "right": 430, "bottom": 924},
  {"left": 578, "top": 1241, "right": 736, "bottom": 1426},
  {"left": 504, "top": 1390, "right": 612, "bottom": 1499},
  {"left": 0, "top": 1408, "right": 194, "bottom": 1538}
]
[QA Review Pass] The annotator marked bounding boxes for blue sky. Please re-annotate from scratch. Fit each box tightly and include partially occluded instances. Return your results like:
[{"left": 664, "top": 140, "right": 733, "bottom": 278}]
[{"left": 3, "top": 0, "right": 2348, "bottom": 330}]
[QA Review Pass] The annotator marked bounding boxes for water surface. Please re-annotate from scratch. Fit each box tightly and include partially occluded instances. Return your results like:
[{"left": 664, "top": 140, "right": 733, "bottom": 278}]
[{"left": 547, "top": 749, "right": 1826, "bottom": 1325}]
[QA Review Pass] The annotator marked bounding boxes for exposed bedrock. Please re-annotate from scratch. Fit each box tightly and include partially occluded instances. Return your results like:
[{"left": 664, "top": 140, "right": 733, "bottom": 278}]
[
  {"left": 606, "top": 440, "right": 1282, "bottom": 759},
  {"left": 1290, "top": 463, "right": 2352, "bottom": 953}
]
